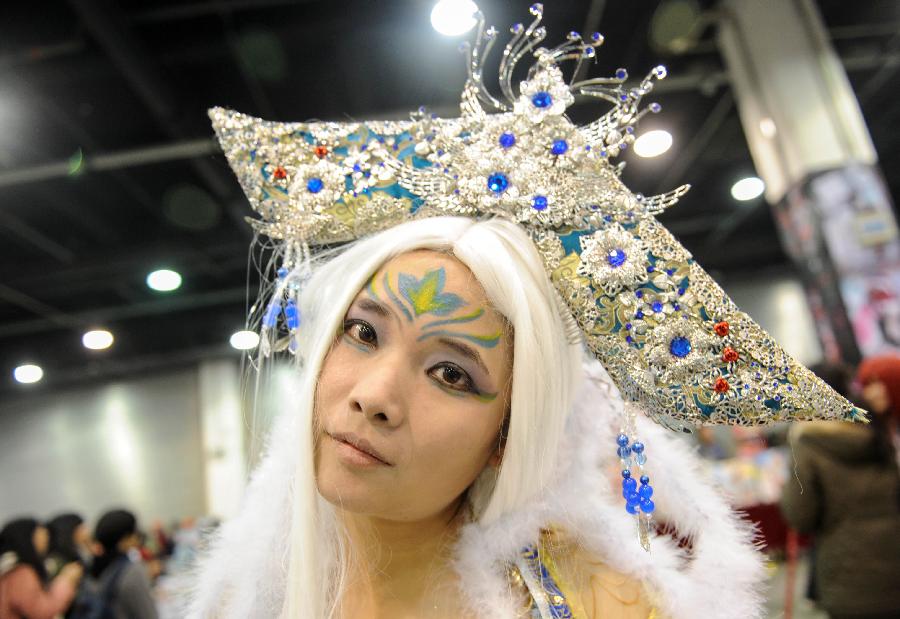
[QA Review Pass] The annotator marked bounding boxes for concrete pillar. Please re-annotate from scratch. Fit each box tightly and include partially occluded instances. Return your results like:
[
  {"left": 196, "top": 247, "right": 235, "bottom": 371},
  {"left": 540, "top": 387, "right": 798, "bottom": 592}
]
[{"left": 718, "top": 0, "right": 900, "bottom": 361}]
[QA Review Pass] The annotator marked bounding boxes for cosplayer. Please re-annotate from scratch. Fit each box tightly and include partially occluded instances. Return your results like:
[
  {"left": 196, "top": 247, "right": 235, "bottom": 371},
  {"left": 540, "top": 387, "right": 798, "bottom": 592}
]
[{"left": 190, "top": 6, "right": 861, "bottom": 618}]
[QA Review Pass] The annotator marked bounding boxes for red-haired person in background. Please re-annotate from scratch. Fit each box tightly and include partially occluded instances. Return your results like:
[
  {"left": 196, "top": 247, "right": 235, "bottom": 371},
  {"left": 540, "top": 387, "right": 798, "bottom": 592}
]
[
  {"left": 0, "top": 518, "right": 82, "bottom": 619},
  {"left": 781, "top": 355, "right": 900, "bottom": 619}
]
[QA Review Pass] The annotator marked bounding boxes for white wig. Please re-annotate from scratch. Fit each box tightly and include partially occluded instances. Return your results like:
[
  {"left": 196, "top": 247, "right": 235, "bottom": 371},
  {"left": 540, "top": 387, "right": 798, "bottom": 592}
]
[{"left": 188, "top": 216, "right": 765, "bottom": 619}]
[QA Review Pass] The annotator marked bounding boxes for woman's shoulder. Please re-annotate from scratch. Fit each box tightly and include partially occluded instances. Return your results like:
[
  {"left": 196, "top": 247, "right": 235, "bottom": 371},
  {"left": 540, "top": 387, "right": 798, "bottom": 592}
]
[{"left": 540, "top": 528, "right": 660, "bottom": 619}]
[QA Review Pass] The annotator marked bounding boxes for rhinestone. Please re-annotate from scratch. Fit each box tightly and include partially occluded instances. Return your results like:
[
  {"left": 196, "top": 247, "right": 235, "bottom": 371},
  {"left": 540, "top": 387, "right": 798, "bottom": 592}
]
[
  {"left": 551, "top": 139, "right": 569, "bottom": 155},
  {"left": 487, "top": 172, "right": 509, "bottom": 194},
  {"left": 499, "top": 132, "right": 516, "bottom": 149},
  {"left": 306, "top": 177, "right": 324, "bottom": 193},
  {"left": 669, "top": 336, "right": 692, "bottom": 358},
  {"left": 531, "top": 91, "right": 553, "bottom": 108},
  {"left": 531, "top": 195, "right": 548, "bottom": 211},
  {"left": 606, "top": 248, "right": 627, "bottom": 267}
]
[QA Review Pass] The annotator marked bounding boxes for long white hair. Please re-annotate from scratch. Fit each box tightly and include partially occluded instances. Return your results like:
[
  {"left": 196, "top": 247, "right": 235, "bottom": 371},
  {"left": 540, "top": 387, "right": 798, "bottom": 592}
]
[
  {"left": 189, "top": 215, "right": 767, "bottom": 619},
  {"left": 193, "top": 216, "right": 583, "bottom": 618}
]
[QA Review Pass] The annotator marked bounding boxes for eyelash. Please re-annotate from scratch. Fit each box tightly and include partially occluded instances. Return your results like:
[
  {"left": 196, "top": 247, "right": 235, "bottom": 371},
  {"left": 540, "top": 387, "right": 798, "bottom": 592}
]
[{"left": 341, "top": 318, "right": 479, "bottom": 394}]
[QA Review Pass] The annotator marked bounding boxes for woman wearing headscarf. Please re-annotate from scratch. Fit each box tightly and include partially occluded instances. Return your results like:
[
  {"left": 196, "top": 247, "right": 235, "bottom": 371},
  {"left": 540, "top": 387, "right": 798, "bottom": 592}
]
[
  {"left": 0, "top": 518, "right": 81, "bottom": 619},
  {"left": 90, "top": 509, "right": 158, "bottom": 619},
  {"left": 781, "top": 355, "right": 900, "bottom": 619}
]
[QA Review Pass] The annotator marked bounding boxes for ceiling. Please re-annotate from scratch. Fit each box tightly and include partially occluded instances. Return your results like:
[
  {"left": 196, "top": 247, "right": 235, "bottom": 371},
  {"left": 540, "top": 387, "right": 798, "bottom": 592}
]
[{"left": 1, "top": 0, "right": 898, "bottom": 398}]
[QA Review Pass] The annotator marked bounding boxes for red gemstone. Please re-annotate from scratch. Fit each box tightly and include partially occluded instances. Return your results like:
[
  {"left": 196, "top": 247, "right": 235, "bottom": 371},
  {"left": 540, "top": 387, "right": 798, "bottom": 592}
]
[
  {"left": 314, "top": 145, "right": 329, "bottom": 158},
  {"left": 714, "top": 321, "right": 730, "bottom": 337},
  {"left": 273, "top": 166, "right": 287, "bottom": 179},
  {"left": 714, "top": 377, "right": 730, "bottom": 393},
  {"left": 722, "top": 347, "right": 739, "bottom": 363}
]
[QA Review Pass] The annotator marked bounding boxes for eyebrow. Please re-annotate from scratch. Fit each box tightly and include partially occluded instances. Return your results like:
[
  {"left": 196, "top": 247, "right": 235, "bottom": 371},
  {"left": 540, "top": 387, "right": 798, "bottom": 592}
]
[
  {"left": 355, "top": 297, "right": 393, "bottom": 320},
  {"left": 435, "top": 336, "right": 490, "bottom": 376}
]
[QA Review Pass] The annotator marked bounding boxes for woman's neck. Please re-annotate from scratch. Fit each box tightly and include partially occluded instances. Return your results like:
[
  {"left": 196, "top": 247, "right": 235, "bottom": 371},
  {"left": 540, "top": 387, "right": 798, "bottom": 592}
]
[{"left": 339, "top": 502, "right": 468, "bottom": 617}]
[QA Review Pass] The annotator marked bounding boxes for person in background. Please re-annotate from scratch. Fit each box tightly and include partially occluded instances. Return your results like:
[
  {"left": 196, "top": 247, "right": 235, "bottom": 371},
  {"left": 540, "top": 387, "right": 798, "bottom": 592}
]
[
  {"left": 0, "top": 518, "right": 81, "bottom": 619},
  {"left": 91, "top": 509, "right": 159, "bottom": 619},
  {"left": 780, "top": 355, "right": 900, "bottom": 619},
  {"left": 45, "top": 513, "right": 93, "bottom": 578}
]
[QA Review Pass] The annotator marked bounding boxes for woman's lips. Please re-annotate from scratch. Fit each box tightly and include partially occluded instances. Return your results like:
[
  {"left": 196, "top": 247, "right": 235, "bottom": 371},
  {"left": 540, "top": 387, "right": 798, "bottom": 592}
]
[{"left": 329, "top": 432, "right": 392, "bottom": 466}]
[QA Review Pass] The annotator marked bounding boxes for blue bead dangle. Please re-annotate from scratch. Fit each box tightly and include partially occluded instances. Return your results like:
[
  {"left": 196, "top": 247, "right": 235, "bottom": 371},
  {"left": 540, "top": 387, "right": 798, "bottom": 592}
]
[
  {"left": 259, "top": 242, "right": 311, "bottom": 359},
  {"left": 616, "top": 423, "right": 655, "bottom": 551}
]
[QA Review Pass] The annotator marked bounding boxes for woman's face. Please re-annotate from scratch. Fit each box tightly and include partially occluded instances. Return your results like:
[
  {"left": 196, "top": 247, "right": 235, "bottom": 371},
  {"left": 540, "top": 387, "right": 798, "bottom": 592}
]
[
  {"left": 315, "top": 250, "right": 512, "bottom": 522},
  {"left": 32, "top": 526, "right": 49, "bottom": 556},
  {"left": 862, "top": 379, "right": 890, "bottom": 414}
]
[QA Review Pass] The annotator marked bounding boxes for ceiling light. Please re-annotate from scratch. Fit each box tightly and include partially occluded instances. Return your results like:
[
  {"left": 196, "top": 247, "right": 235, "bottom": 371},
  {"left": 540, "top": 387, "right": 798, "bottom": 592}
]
[
  {"left": 230, "top": 330, "right": 260, "bottom": 351},
  {"left": 759, "top": 117, "right": 777, "bottom": 138},
  {"left": 633, "top": 130, "right": 673, "bottom": 158},
  {"left": 431, "top": 0, "right": 479, "bottom": 36},
  {"left": 146, "top": 269, "right": 182, "bottom": 292},
  {"left": 731, "top": 176, "right": 765, "bottom": 201},
  {"left": 83, "top": 329, "right": 114, "bottom": 350},
  {"left": 14, "top": 364, "right": 43, "bottom": 384}
]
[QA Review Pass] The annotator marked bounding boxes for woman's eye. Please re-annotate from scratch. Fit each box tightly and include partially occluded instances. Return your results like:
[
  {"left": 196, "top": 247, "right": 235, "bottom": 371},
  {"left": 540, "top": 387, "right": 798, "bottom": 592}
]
[
  {"left": 429, "top": 363, "right": 476, "bottom": 393},
  {"left": 343, "top": 319, "right": 378, "bottom": 346}
]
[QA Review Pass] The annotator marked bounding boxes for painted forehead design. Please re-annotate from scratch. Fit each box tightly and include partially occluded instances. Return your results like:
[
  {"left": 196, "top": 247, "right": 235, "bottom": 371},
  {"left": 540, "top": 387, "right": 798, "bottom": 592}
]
[{"left": 364, "top": 265, "right": 503, "bottom": 349}]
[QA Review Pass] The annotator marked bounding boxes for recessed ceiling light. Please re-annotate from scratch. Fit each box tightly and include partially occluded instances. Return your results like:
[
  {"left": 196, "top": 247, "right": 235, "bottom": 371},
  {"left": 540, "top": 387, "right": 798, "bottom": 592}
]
[
  {"left": 83, "top": 329, "right": 114, "bottom": 350},
  {"left": 230, "top": 330, "right": 260, "bottom": 351},
  {"left": 431, "top": 0, "right": 479, "bottom": 36},
  {"left": 731, "top": 176, "right": 765, "bottom": 201},
  {"left": 633, "top": 129, "right": 673, "bottom": 158},
  {"left": 14, "top": 364, "right": 43, "bottom": 384},
  {"left": 146, "top": 269, "right": 182, "bottom": 292}
]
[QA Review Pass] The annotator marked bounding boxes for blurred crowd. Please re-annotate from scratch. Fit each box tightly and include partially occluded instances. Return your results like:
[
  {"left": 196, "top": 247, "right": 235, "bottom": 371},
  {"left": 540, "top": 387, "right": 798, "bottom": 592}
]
[
  {"left": 0, "top": 509, "right": 216, "bottom": 619},
  {"left": 697, "top": 353, "right": 900, "bottom": 619},
  {"left": 778, "top": 354, "right": 900, "bottom": 619}
]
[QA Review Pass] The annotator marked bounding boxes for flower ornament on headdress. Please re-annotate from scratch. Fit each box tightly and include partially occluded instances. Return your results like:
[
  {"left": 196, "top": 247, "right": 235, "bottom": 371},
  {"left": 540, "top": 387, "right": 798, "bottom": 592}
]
[{"left": 210, "top": 4, "right": 864, "bottom": 430}]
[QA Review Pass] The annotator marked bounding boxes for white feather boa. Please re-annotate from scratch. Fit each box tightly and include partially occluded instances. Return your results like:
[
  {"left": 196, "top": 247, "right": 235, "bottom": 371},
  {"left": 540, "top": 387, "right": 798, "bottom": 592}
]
[{"left": 187, "top": 362, "right": 766, "bottom": 618}]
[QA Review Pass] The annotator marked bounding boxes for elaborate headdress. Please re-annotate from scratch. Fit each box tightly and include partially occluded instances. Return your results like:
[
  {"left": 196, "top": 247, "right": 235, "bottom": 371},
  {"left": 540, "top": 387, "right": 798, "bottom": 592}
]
[{"left": 209, "top": 3, "right": 862, "bottom": 550}]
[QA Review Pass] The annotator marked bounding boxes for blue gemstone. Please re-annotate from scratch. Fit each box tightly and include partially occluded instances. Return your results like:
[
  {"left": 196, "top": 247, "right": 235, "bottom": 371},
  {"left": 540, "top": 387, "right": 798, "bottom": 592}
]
[
  {"left": 666, "top": 269, "right": 675, "bottom": 276},
  {"left": 617, "top": 445, "right": 631, "bottom": 458},
  {"left": 623, "top": 477, "right": 637, "bottom": 493},
  {"left": 262, "top": 302, "right": 281, "bottom": 328},
  {"left": 531, "top": 195, "right": 548, "bottom": 211},
  {"left": 635, "top": 452, "right": 647, "bottom": 465},
  {"left": 306, "top": 177, "right": 324, "bottom": 193},
  {"left": 640, "top": 499, "right": 655, "bottom": 513},
  {"left": 284, "top": 300, "right": 301, "bottom": 330},
  {"left": 603, "top": 214, "right": 613, "bottom": 222},
  {"left": 352, "top": 163, "right": 361, "bottom": 172},
  {"left": 615, "top": 68, "right": 627, "bottom": 80},
  {"left": 626, "top": 335, "right": 634, "bottom": 343},
  {"left": 625, "top": 502, "right": 638, "bottom": 515},
  {"left": 635, "top": 310, "right": 644, "bottom": 319},
  {"left": 678, "top": 287, "right": 686, "bottom": 296},
  {"left": 616, "top": 433, "right": 629, "bottom": 447},
  {"left": 606, "top": 249, "right": 627, "bottom": 268},
  {"left": 626, "top": 492, "right": 641, "bottom": 506},
  {"left": 499, "top": 132, "right": 516, "bottom": 148},
  {"left": 621, "top": 469, "right": 632, "bottom": 478},
  {"left": 673, "top": 303, "right": 681, "bottom": 311},
  {"left": 631, "top": 441, "right": 644, "bottom": 454},
  {"left": 639, "top": 484, "right": 653, "bottom": 499},
  {"left": 669, "top": 336, "right": 692, "bottom": 358},
  {"left": 531, "top": 91, "right": 553, "bottom": 108},
  {"left": 487, "top": 172, "right": 509, "bottom": 193},
  {"left": 635, "top": 290, "right": 643, "bottom": 298},
  {"left": 624, "top": 323, "right": 632, "bottom": 331},
  {"left": 639, "top": 475, "right": 650, "bottom": 485},
  {"left": 652, "top": 301, "right": 664, "bottom": 313},
  {"left": 647, "top": 266, "right": 655, "bottom": 273},
  {"left": 551, "top": 139, "right": 569, "bottom": 155},
  {"left": 276, "top": 267, "right": 289, "bottom": 279}
]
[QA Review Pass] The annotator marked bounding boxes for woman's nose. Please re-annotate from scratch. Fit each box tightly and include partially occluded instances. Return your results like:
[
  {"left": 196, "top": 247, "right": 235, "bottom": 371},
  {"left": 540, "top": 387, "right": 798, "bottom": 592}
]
[{"left": 347, "top": 351, "right": 410, "bottom": 427}]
